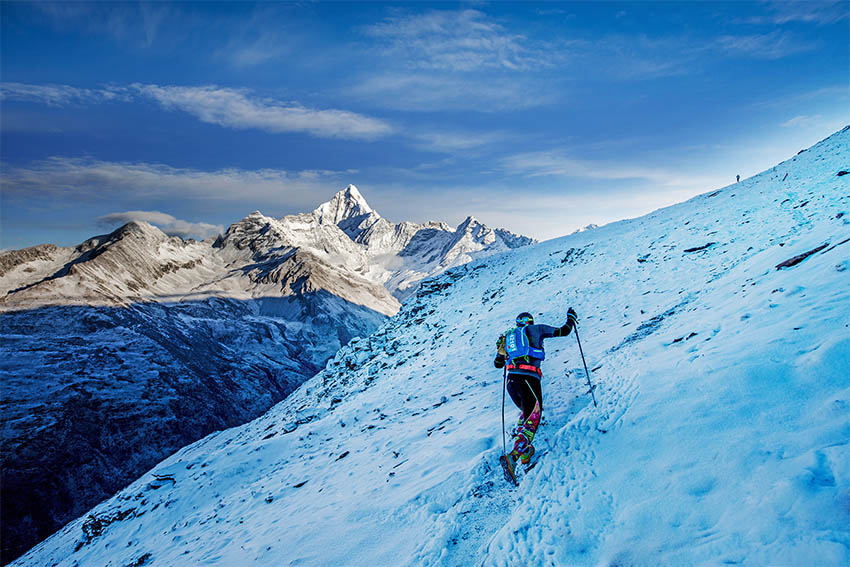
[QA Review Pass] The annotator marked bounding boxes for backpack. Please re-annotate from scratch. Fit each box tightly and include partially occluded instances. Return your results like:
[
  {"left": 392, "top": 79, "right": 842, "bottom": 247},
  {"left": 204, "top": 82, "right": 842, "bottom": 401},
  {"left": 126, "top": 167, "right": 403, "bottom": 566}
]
[{"left": 504, "top": 326, "right": 545, "bottom": 362}]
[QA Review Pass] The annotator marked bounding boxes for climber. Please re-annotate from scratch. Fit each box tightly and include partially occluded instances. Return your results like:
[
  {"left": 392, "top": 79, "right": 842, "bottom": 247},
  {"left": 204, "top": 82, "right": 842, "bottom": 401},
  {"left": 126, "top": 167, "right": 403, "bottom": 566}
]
[{"left": 495, "top": 308, "right": 578, "bottom": 478}]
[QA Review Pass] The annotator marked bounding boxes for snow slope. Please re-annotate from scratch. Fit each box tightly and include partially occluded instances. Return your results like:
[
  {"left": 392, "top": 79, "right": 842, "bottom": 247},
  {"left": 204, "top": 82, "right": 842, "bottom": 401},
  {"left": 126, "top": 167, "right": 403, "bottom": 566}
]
[{"left": 14, "top": 128, "right": 849, "bottom": 566}]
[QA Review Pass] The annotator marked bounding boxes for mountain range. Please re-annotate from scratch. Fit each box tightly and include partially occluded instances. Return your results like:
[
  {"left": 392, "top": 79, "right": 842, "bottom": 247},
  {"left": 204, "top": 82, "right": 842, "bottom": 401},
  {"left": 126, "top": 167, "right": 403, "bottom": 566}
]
[{"left": 0, "top": 186, "right": 533, "bottom": 562}]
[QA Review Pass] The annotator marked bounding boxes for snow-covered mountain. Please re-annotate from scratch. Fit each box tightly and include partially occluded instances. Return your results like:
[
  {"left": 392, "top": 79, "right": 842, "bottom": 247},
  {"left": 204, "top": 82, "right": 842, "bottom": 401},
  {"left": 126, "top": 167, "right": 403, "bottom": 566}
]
[
  {"left": 0, "top": 187, "right": 532, "bottom": 562},
  {"left": 14, "top": 128, "right": 848, "bottom": 566},
  {"left": 1, "top": 185, "right": 532, "bottom": 311},
  {"left": 311, "top": 184, "right": 535, "bottom": 300}
]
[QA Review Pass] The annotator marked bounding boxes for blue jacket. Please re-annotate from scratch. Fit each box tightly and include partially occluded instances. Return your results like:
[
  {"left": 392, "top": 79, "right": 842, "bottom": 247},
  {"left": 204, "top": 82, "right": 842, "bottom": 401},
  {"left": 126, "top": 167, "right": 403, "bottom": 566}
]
[{"left": 494, "top": 321, "right": 573, "bottom": 377}]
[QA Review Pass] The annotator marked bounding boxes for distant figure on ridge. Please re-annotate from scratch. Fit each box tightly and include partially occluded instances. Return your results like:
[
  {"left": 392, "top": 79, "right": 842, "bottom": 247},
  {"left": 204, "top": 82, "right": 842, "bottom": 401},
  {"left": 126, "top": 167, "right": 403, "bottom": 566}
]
[
  {"left": 494, "top": 308, "right": 578, "bottom": 483},
  {"left": 737, "top": 174, "right": 740, "bottom": 183}
]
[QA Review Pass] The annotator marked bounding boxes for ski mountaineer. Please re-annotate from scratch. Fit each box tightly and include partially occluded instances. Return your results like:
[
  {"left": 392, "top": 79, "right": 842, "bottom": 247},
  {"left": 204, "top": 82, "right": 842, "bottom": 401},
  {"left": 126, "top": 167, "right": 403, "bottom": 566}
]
[{"left": 495, "top": 308, "right": 578, "bottom": 481}]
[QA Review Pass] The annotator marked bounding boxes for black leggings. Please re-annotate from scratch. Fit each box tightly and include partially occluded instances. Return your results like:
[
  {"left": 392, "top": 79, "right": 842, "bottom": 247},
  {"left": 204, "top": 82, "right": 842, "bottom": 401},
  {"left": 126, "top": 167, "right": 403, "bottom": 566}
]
[{"left": 506, "top": 373, "right": 543, "bottom": 419}]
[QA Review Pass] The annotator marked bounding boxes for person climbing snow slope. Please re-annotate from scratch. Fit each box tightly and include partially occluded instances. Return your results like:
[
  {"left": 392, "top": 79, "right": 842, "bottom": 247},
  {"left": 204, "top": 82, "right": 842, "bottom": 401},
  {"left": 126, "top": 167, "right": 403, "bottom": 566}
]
[{"left": 495, "top": 308, "right": 578, "bottom": 483}]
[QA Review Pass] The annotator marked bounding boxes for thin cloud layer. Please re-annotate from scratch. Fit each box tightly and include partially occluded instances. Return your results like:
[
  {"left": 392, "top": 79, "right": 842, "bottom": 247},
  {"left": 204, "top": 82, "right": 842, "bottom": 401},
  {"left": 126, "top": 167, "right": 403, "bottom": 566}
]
[
  {"left": 221, "top": 34, "right": 291, "bottom": 67},
  {"left": 781, "top": 114, "right": 826, "bottom": 128},
  {"left": 133, "top": 84, "right": 392, "bottom": 140},
  {"left": 1, "top": 81, "right": 392, "bottom": 141},
  {"left": 97, "top": 210, "right": 224, "bottom": 240},
  {"left": 714, "top": 30, "right": 815, "bottom": 60},
  {"left": 353, "top": 9, "right": 559, "bottom": 112},
  {"left": 500, "top": 150, "right": 727, "bottom": 192},
  {"left": 1, "top": 157, "right": 356, "bottom": 211},
  {"left": 350, "top": 73, "right": 555, "bottom": 112},
  {"left": 412, "top": 129, "right": 506, "bottom": 152},
  {"left": 34, "top": 1, "right": 173, "bottom": 47},
  {"left": 0, "top": 82, "right": 127, "bottom": 106},
  {"left": 365, "top": 9, "right": 545, "bottom": 72},
  {"left": 575, "top": 29, "right": 816, "bottom": 82},
  {"left": 742, "top": 1, "right": 849, "bottom": 25}
]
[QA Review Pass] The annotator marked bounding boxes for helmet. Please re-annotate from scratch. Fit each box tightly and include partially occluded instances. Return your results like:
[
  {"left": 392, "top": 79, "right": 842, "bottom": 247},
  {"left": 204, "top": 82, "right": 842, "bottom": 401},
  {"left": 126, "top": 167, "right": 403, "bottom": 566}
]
[{"left": 515, "top": 312, "right": 534, "bottom": 326}]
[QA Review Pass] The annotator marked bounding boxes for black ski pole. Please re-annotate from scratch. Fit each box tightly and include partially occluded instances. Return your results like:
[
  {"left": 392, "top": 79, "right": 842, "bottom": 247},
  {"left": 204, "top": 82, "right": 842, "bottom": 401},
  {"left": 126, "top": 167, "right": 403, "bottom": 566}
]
[
  {"left": 574, "top": 326, "right": 597, "bottom": 407},
  {"left": 501, "top": 365, "right": 508, "bottom": 456}
]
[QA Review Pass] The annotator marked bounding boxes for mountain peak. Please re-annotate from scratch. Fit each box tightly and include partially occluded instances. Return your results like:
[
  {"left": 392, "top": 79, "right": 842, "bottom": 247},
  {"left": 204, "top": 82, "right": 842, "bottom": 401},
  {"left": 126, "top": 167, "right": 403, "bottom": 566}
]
[
  {"left": 112, "top": 220, "right": 166, "bottom": 241},
  {"left": 314, "top": 184, "right": 376, "bottom": 225},
  {"left": 457, "top": 215, "right": 483, "bottom": 231}
]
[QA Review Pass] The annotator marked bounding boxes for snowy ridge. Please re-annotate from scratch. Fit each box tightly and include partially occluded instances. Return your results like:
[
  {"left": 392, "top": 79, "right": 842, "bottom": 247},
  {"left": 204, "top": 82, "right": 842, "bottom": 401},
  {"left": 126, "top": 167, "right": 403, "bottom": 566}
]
[{"left": 15, "top": 128, "right": 849, "bottom": 566}]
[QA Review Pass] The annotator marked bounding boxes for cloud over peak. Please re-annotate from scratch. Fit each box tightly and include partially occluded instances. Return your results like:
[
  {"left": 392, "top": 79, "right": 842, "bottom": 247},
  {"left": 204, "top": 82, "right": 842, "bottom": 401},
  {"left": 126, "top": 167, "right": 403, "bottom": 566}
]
[{"left": 97, "top": 210, "right": 224, "bottom": 240}]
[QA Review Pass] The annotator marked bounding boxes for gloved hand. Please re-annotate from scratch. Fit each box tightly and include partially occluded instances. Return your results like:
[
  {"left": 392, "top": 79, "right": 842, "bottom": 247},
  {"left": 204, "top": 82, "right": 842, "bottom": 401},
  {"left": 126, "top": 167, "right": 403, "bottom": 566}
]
[
  {"left": 494, "top": 354, "right": 506, "bottom": 369},
  {"left": 567, "top": 307, "right": 578, "bottom": 326},
  {"left": 494, "top": 335, "right": 507, "bottom": 368}
]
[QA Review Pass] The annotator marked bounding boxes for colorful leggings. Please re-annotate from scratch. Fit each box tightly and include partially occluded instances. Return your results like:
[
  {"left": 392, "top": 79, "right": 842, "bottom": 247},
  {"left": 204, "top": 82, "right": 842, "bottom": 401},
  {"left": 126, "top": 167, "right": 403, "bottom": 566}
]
[{"left": 506, "top": 373, "right": 542, "bottom": 456}]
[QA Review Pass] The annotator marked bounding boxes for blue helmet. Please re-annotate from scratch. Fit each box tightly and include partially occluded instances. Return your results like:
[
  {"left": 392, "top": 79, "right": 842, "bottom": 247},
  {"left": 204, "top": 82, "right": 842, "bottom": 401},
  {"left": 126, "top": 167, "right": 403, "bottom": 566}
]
[{"left": 516, "top": 312, "right": 534, "bottom": 326}]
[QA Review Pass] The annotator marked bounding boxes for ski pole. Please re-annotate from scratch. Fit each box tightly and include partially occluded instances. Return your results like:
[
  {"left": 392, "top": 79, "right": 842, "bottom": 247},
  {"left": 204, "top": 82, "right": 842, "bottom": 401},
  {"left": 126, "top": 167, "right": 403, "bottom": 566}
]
[
  {"left": 574, "top": 326, "right": 598, "bottom": 407},
  {"left": 501, "top": 365, "right": 507, "bottom": 456}
]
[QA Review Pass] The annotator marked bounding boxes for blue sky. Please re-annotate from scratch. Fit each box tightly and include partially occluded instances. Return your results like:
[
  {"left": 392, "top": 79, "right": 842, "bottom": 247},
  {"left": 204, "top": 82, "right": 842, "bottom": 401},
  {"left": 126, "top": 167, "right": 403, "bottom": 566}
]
[{"left": 1, "top": 1, "right": 848, "bottom": 249}]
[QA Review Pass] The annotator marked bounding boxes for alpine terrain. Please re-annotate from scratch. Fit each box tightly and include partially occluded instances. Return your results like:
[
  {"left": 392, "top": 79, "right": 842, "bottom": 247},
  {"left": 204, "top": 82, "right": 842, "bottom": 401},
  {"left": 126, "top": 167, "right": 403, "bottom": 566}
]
[
  {"left": 8, "top": 128, "right": 850, "bottom": 565},
  {"left": 0, "top": 185, "right": 532, "bottom": 563}
]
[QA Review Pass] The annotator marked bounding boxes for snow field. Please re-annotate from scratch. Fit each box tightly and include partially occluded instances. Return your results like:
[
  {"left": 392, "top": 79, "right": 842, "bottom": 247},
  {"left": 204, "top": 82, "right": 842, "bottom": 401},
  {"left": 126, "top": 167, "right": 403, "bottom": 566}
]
[{"left": 13, "top": 128, "right": 850, "bottom": 566}]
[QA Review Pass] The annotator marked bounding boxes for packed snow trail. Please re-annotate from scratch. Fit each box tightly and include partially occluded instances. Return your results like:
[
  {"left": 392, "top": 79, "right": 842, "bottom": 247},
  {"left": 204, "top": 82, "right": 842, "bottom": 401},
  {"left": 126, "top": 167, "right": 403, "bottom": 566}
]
[{"left": 14, "top": 128, "right": 850, "bottom": 566}]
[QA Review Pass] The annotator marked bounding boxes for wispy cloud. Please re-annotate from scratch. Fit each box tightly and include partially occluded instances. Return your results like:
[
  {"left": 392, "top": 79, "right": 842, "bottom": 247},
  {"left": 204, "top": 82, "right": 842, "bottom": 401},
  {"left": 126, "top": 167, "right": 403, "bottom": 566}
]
[
  {"left": 0, "top": 82, "right": 127, "bottom": 106},
  {"left": 220, "top": 34, "right": 291, "bottom": 67},
  {"left": 583, "top": 29, "right": 816, "bottom": 81},
  {"left": 133, "top": 84, "right": 393, "bottom": 140},
  {"left": 754, "top": 85, "right": 849, "bottom": 109},
  {"left": 34, "top": 2, "right": 173, "bottom": 47},
  {"left": 350, "top": 73, "right": 555, "bottom": 112},
  {"left": 352, "top": 9, "right": 563, "bottom": 112},
  {"left": 213, "top": 5, "right": 301, "bottom": 68},
  {"left": 500, "top": 150, "right": 725, "bottom": 191},
  {"left": 780, "top": 114, "right": 827, "bottom": 128},
  {"left": 412, "top": 129, "right": 506, "bottom": 153},
  {"left": 1, "top": 82, "right": 392, "bottom": 141},
  {"left": 592, "top": 35, "right": 695, "bottom": 79},
  {"left": 96, "top": 210, "right": 223, "bottom": 240},
  {"left": 1, "top": 157, "right": 358, "bottom": 212},
  {"left": 714, "top": 30, "right": 815, "bottom": 59},
  {"left": 742, "top": 1, "right": 849, "bottom": 25},
  {"left": 364, "top": 9, "right": 547, "bottom": 72}
]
